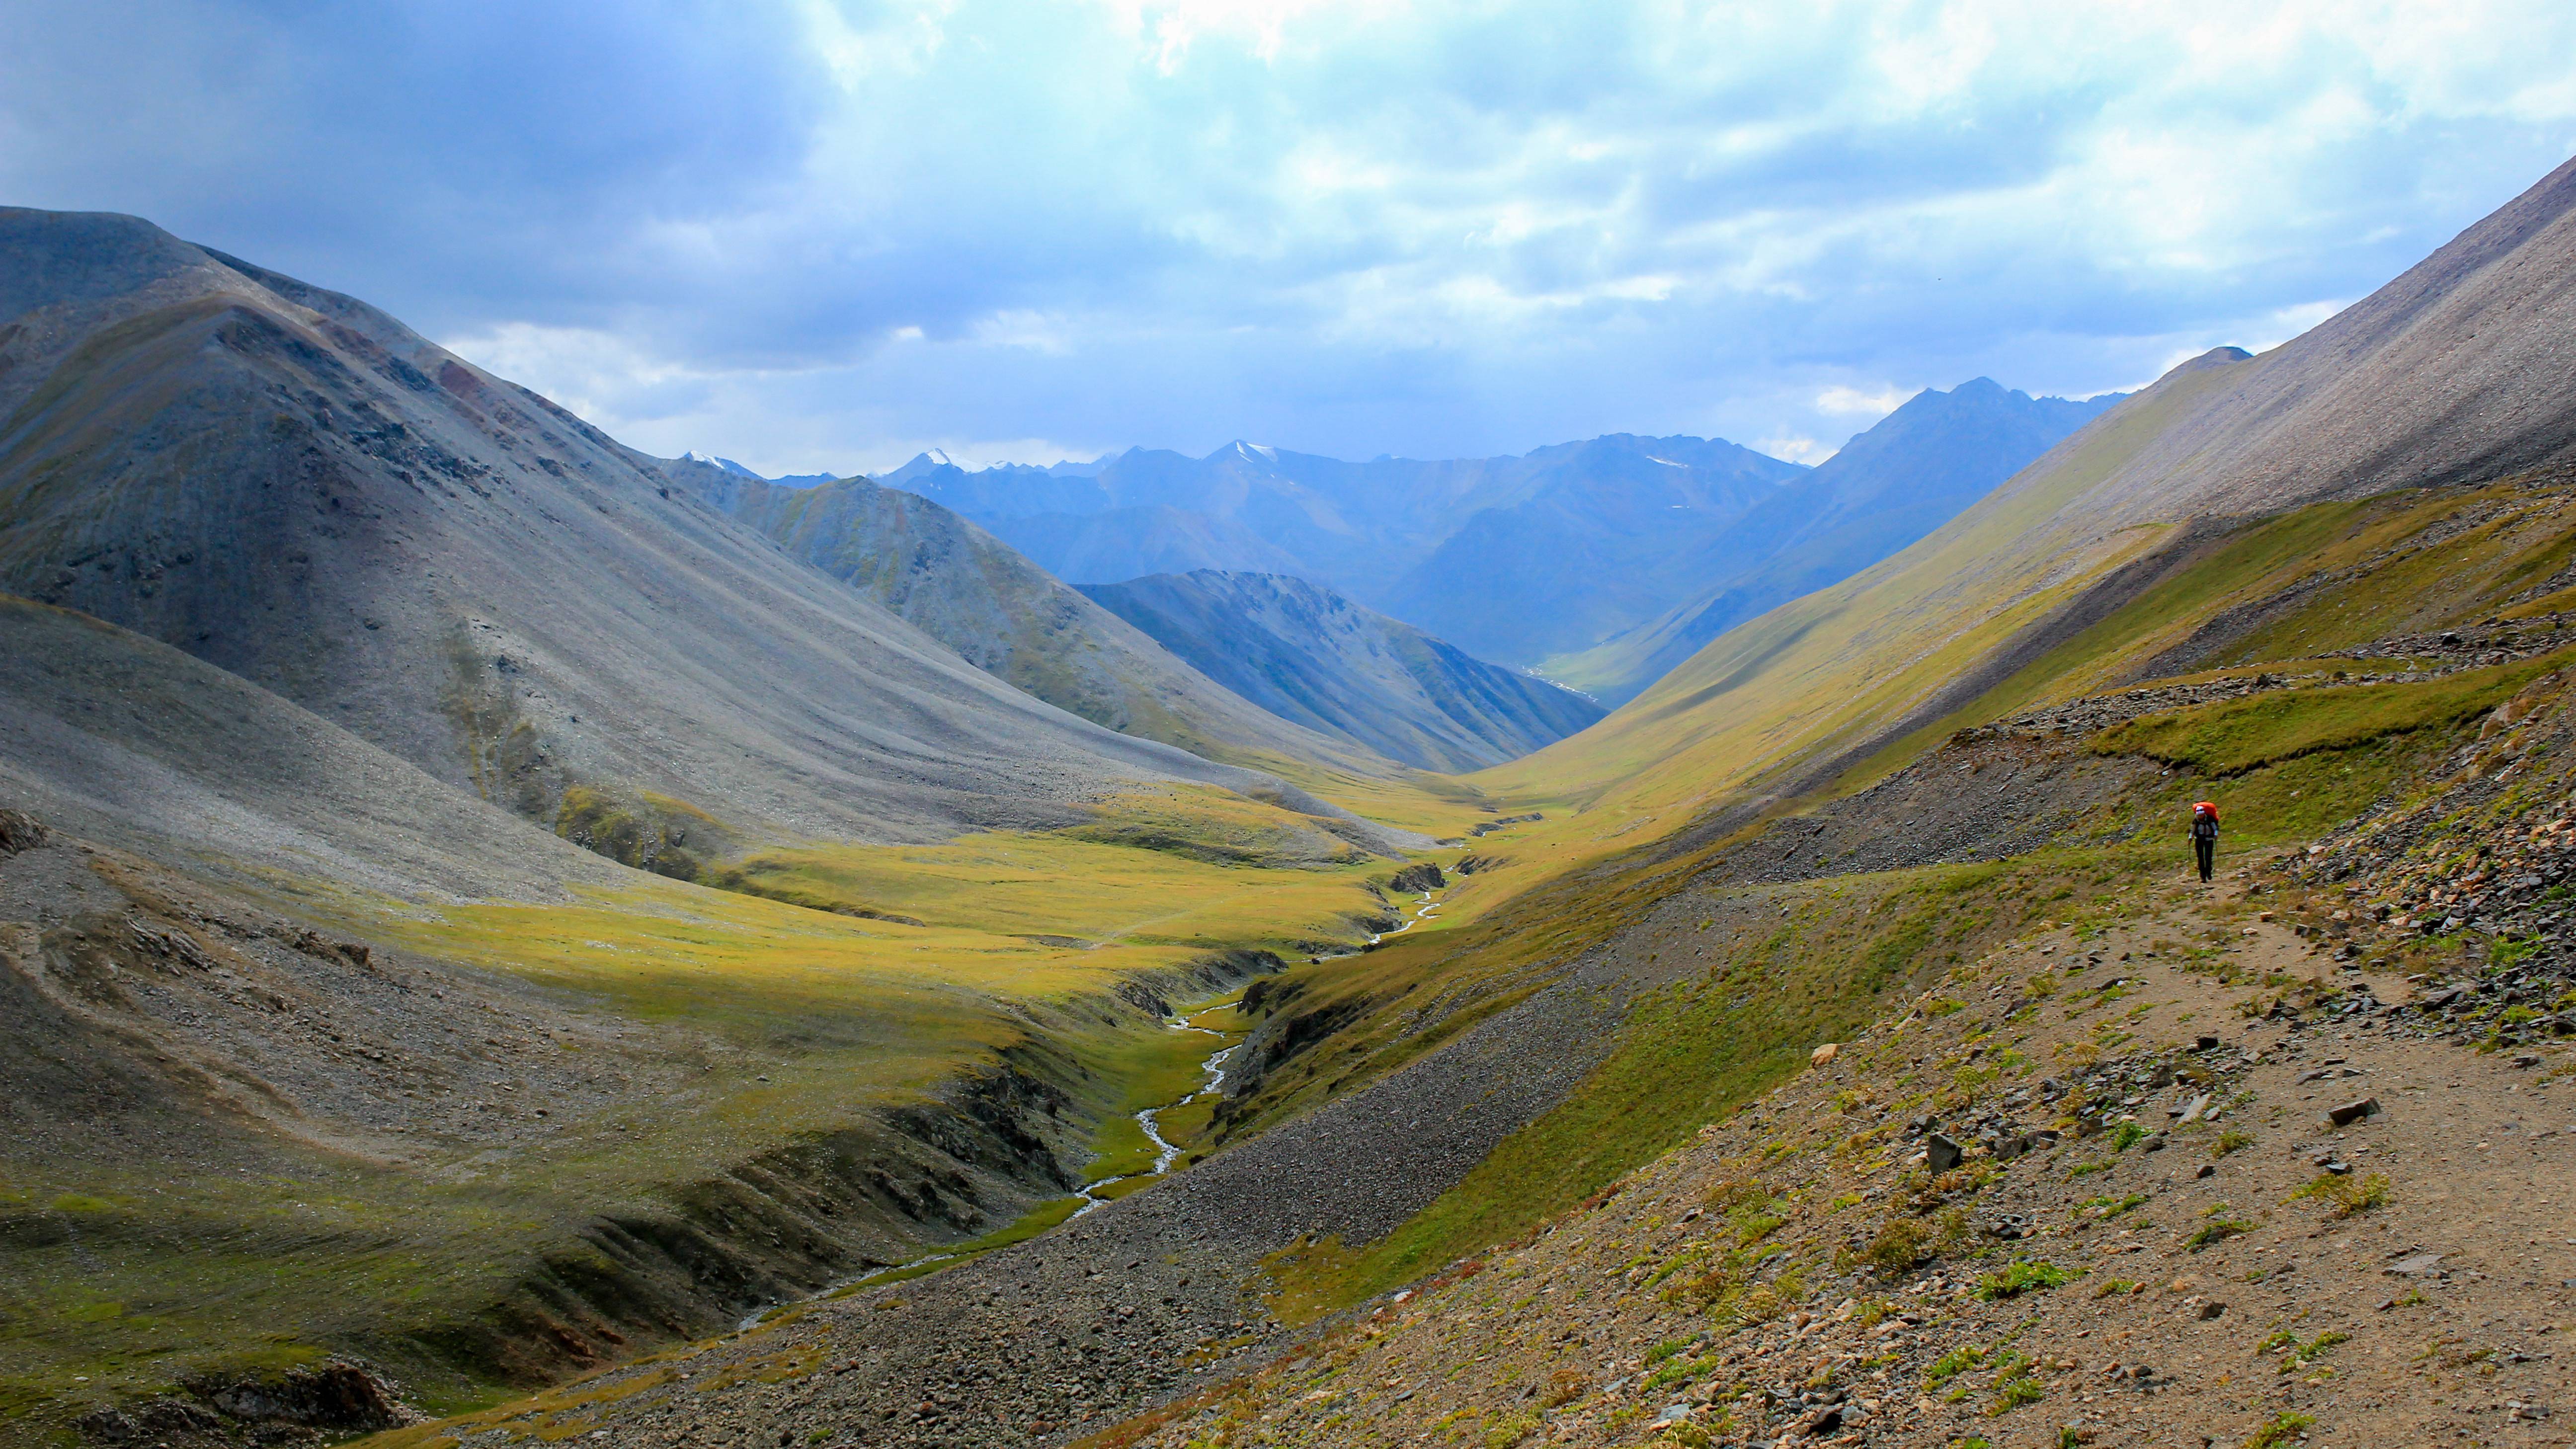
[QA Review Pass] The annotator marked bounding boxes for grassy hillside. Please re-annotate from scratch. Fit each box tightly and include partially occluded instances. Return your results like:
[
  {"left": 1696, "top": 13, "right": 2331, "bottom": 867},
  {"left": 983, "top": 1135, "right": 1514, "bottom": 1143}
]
[{"left": 1206, "top": 466, "right": 2576, "bottom": 1317}]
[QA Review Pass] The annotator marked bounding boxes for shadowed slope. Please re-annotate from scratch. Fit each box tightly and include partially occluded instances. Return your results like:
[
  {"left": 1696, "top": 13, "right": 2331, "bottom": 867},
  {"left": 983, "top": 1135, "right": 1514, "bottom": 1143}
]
[{"left": 1079, "top": 570, "right": 1605, "bottom": 773}]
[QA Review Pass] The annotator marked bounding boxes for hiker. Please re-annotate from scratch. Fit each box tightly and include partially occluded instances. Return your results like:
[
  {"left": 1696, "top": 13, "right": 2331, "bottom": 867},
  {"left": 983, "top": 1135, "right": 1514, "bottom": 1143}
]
[{"left": 2190, "top": 800, "right": 2220, "bottom": 882}]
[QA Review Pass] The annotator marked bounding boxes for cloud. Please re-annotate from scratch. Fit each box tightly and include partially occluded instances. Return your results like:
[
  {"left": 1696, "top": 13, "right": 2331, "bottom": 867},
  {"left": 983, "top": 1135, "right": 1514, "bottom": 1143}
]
[
  {"left": 1815, "top": 385, "right": 1914, "bottom": 418},
  {"left": 4, "top": 0, "right": 2575, "bottom": 476}
]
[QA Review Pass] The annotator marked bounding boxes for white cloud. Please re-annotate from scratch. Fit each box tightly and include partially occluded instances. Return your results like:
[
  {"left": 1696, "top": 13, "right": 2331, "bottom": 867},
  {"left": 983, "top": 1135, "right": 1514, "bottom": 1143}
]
[
  {"left": 1756, "top": 434, "right": 1835, "bottom": 466},
  {"left": 21, "top": 0, "right": 2573, "bottom": 467},
  {"left": 1815, "top": 385, "right": 1912, "bottom": 418}
]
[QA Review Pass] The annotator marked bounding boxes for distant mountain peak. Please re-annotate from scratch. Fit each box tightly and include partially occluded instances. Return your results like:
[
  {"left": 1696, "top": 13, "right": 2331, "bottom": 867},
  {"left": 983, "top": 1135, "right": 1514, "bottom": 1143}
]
[{"left": 681, "top": 451, "right": 762, "bottom": 478}]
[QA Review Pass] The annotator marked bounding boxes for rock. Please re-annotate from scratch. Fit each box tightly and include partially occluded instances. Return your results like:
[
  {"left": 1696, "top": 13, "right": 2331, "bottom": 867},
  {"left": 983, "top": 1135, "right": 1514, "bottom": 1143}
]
[
  {"left": 0, "top": 807, "right": 47, "bottom": 857},
  {"left": 2195, "top": 1035, "right": 2222, "bottom": 1050},
  {"left": 1388, "top": 863, "right": 1447, "bottom": 894},
  {"left": 2196, "top": 1164, "right": 2216, "bottom": 1179},
  {"left": 2196, "top": 1300, "right": 2227, "bottom": 1320},
  {"left": 1926, "top": 1133, "right": 1963, "bottom": 1173},
  {"left": 1801, "top": 1404, "right": 1844, "bottom": 1435},
  {"left": 1811, "top": 1042, "right": 1840, "bottom": 1067},
  {"left": 2328, "top": 1096, "right": 2383, "bottom": 1127},
  {"left": 1654, "top": 1402, "right": 1692, "bottom": 1424},
  {"left": 2385, "top": 1252, "right": 2445, "bottom": 1278}
]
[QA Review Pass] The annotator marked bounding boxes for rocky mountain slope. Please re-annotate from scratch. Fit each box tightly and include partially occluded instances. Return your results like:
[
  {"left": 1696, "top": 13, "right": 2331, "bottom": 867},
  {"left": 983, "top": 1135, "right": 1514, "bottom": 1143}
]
[
  {"left": 663, "top": 463, "right": 1395, "bottom": 776},
  {"left": 0, "top": 208, "right": 1371, "bottom": 866},
  {"left": 1078, "top": 570, "right": 1603, "bottom": 773},
  {"left": 21, "top": 154, "right": 2576, "bottom": 1449},
  {"left": 0, "top": 209, "right": 1473, "bottom": 1447},
  {"left": 1548, "top": 379, "right": 2120, "bottom": 706}
]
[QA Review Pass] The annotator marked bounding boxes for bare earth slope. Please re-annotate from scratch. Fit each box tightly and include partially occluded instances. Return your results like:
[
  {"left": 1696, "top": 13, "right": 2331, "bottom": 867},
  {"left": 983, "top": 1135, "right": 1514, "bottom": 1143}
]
[
  {"left": 0, "top": 593, "right": 621, "bottom": 902},
  {"left": 2067, "top": 151, "right": 2576, "bottom": 527},
  {"left": 1079, "top": 570, "right": 1605, "bottom": 774},
  {"left": 0, "top": 207, "right": 1342, "bottom": 857},
  {"left": 669, "top": 464, "right": 1393, "bottom": 776}
]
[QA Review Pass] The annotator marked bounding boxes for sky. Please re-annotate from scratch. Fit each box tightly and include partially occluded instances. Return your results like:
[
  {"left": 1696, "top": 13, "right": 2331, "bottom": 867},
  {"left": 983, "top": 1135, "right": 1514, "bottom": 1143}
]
[{"left": 5, "top": 2, "right": 2575, "bottom": 476}]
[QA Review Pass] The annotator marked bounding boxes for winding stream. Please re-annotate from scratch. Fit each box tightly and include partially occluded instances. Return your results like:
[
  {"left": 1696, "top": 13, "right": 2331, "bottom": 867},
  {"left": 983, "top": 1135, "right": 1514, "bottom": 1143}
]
[
  {"left": 740, "top": 1005, "right": 1243, "bottom": 1328},
  {"left": 1073, "top": 1011, "right": 1239, "bottom": 1214},
  {"left": 1369, "top": 890, "right": 1441, "bottom": 945},
  {"left": 731, "top": 873, "right": 1455, "bottom": 1329}
]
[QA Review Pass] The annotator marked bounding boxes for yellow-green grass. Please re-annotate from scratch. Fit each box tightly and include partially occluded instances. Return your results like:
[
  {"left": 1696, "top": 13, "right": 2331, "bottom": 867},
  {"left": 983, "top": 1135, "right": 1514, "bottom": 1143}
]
[
  {"left": 1216, "top": 464, "right": 2543, "bottom": 1258},
  {"left": 1079, "top": 999, "right": 1249, "bottom": 1185},
  {"left": 1817, "top": 480, "right": 2576, "bottom": 810},
  {"left": 2094, "top": 647, "right": 2576, "bottom": 776},
  {"left": 8, "top": 785, "right": 1443, "bottom": 1442},
  {"left": 1236, "top": 751, "right": 1505, "bottom": 840}
]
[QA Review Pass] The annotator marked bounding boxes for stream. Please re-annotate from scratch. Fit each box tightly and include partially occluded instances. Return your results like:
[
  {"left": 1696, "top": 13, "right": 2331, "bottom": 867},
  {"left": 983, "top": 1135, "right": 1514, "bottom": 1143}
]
[
  {"left": 729, "top": 871, "right": 1457, "bottom": 1329},
  {"left": 1073, "top": 1010, "right": 1238, "bottom": 1214},
  {"left": 740, "top": 1005, "right": 1242, "bottom": 1328},
  {"left": 1368, "top": 890, "right": 1440, "bottom": 945}
]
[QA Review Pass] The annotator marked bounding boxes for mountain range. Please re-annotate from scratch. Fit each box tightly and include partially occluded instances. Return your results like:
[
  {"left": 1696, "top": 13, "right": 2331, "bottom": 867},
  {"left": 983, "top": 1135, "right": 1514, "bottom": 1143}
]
[
  {"left": 13, "top": 146, "right": 2576, "bottom": 1449},
  {"left": 881, "top": 387, "right": 2111, "bottom": 668},
  {"left": 0, "top": 207, "right": 1397, "bottom": 868},
  {"left": 1545, "top": 378, "right": 2120, "bottom": 704}
]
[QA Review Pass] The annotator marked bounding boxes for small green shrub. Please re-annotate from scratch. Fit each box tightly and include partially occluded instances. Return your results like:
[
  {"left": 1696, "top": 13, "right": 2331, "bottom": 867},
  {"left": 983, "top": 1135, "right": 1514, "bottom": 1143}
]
[
  {"left": 2187, "top": 1217, "right": 2254, "bottom": 1252},
  {"left": 1856, "top": 1217, "right": 1934, "bottom": 1277},
  {"left": 1925, "top": 1344, "right": 1987, "bottom": 1386},
  {"left": 1976, "top": 1260, "right": 2077, "bottom": 1299},
  {"left": 2246, "top": 1411, "right": 2314, "bottom": 1449},
  {"left": 2291, "top": 1172, "right": 2389, "bottom": 1218}
]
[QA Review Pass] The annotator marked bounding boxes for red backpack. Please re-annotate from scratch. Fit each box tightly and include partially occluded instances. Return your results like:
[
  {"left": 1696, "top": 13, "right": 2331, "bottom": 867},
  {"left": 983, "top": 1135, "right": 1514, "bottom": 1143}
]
[{"left": 2192, "top": 801, "right": 2218, "bottom": 824}]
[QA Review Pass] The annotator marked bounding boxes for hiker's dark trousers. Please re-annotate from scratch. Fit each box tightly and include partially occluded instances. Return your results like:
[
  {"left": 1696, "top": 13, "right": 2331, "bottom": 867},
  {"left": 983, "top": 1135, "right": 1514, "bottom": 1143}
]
[{"left": 2195, "top": 837, "right": 2215, "bottom": 881}]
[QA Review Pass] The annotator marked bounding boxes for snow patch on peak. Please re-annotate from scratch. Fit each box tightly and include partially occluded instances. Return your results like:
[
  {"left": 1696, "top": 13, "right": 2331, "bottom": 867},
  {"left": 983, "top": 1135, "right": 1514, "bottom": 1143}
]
[
  {"left": 1234, "top": 441, "right": 1278, "bottom": 462},
  {"left": 1644, "top": 455, "right": 1686, "bottom": 468},
  {"left": 682, "top": 451, "right": 762, "bottom": 479}
]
